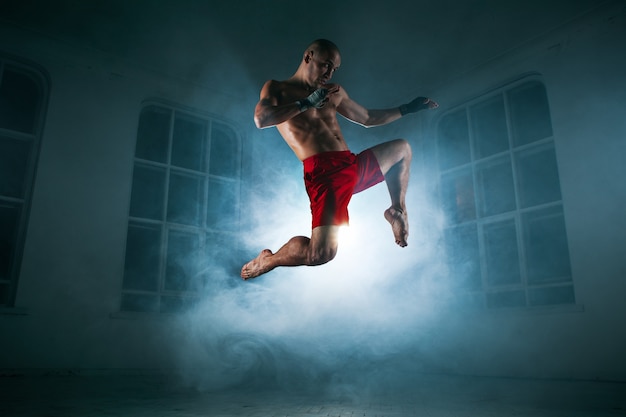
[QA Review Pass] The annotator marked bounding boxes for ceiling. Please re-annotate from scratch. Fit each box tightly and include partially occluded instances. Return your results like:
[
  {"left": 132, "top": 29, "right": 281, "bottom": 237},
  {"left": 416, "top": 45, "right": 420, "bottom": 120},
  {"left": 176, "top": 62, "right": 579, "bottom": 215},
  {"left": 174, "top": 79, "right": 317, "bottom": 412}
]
[{"left": 0, "top": 0, "right": 611, "bottom": 102}]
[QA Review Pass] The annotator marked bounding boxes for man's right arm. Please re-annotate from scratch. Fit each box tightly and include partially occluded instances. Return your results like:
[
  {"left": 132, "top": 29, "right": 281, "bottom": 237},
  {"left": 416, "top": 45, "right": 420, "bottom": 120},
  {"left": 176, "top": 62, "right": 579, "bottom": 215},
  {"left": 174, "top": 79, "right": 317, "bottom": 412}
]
[
  {"left": 253, "top": 81, "right": 332, "bottom": 129},
  {"left": 254, "top": 81, "right": 302, "bottom": 129}
]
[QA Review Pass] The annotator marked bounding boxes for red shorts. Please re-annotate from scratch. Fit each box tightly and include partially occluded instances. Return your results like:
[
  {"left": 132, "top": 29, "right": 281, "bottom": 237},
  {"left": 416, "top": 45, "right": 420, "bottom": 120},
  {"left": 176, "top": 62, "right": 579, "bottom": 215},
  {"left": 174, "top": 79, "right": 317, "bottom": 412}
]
[{"left": 303, "top": 149, "right": 384, "bottom": 228}]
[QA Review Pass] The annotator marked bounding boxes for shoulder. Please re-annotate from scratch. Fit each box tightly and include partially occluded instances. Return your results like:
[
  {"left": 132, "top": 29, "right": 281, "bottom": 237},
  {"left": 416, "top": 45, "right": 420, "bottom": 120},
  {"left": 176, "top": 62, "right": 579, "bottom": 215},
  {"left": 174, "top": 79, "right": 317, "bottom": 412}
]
[
  {"left": 261, "top": 79, "right": 298, "bottom": 95},
  {"left": 324, "top": 83, "right": 348, "bottom": 104},
  {"left": 326, "top": 83, "right": 347, "bottom": 97},
  {"left": 325, "top": 82, "right": 342, "bottom": 90},
  {"left": 259, "top": 80, "right": 287, "bottom": 102},
  {"left": 261, "top": 79, "right": 281, "bottom": 91},
  {"left": 264, "top": 79, "right": 282, "bottom": 87}
]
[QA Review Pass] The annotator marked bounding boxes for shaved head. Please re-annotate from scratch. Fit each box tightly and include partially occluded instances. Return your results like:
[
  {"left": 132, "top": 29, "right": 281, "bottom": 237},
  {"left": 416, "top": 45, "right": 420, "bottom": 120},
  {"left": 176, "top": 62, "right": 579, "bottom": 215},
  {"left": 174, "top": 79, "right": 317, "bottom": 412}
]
[{"left": 307, "top": 39, "right": 340, "bottom": 55}]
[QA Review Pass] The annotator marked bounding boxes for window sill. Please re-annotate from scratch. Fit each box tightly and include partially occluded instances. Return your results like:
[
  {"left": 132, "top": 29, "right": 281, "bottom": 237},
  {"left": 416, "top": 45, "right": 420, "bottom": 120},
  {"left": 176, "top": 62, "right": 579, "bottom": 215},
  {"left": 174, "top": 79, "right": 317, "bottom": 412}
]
[
  {"left": 481, "top": 303, "right": 586, "bottom": 316},
  {"left": 109, "top": 311, "right": 179, "bottom": 321},
  {"left": 0, "top": 306, "right": 29, "bottom": 316}
]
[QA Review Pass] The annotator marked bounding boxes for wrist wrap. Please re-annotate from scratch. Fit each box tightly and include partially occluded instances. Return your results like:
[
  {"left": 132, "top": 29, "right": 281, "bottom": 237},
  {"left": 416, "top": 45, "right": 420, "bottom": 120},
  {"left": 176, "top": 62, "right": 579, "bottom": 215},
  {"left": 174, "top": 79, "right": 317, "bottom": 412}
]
[{"left": 298, "top": 88, "right": 328, "bottom": 111}]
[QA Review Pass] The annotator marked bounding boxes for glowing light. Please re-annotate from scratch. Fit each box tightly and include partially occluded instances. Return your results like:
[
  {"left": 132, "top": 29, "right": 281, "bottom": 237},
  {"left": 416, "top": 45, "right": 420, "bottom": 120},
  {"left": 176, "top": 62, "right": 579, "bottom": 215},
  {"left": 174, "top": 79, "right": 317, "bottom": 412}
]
[{"left": 337, "top": 224, "right": 354, "bottom": 248}]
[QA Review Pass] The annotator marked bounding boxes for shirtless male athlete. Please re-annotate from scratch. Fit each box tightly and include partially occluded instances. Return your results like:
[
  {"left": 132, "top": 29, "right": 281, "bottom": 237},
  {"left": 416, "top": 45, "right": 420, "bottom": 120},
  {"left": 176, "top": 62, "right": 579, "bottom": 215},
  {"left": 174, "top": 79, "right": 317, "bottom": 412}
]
[{"left": 241, "top": 39, "right": 438, "bottom": 280}]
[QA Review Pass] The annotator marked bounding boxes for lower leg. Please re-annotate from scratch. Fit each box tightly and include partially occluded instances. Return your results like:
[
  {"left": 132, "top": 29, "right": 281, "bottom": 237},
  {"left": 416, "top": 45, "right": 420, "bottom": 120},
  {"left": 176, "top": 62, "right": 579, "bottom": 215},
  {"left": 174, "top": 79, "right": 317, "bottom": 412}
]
[
  {"left": 241, "top": 226, "right": 338, "bottom": 280},
  {"left": 369, "top": 139, "right": 411, "bottom": 209},
  {"left": 239, "top": 236, "right": 306, "bottom": 280},
  {"left": 384, "top": 154, "right": 410, "bottom": 213},
  {"left": 370, "top": 139, "right": 412, "bottom": 247},
  {"left": 385, "top": 148, "right": 410, "bottom": 246}
]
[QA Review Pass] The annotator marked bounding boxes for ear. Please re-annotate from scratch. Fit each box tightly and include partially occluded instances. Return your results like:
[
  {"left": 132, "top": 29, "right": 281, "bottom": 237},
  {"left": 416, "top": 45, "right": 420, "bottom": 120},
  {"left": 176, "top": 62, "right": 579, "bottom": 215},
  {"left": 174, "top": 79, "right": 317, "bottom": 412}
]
[{"left": 304, "top": 50, "right": 313, "bottom": 63}]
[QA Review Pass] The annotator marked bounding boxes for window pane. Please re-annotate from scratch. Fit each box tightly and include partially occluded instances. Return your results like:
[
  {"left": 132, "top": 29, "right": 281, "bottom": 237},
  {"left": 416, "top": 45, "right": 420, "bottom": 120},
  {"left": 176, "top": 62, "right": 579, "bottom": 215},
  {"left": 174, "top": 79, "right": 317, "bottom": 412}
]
[
  {"left": 528, "top": 285, "right": 575, "bottom": 306},
  {"left": 516, "top": 144, "right": 562, "bottom": 208},
  {"left": 470, "top": 95, "right": 509, "bottom": 159},
  {"left": 0, "top": 67, "right": 41, "bottom": 134},
  {"left": 129, "top": 164, "right": 166, "bottom": 220},
  {"left": 440, "top": 169, "right": 475, "bottom": 224},
  {"left": 126, "top": 104, "right": 241, "bottom": 312},
  {"left": 509, "top": 81, "right": 553, "bottom": 147},
  {"left": 210, "top": 123, "right": 238, "bottom": 177},
  {"left": 135, "top": 105, "right": 171, "bottom": 163},
  {"left": 437, "top": 109, "right": 470, "bottom": 170},
  {"left": 120, "top": 293, "right": 159, "bottom": 313},
  {"left": 435, "top": 79, "right": 569, "bottom": 311},
  {"left": 207, "top": 179, "right": 237, "bottom": 231},
  {"left": 0, "top": 136, "right": 32, "bottom": 198},
  {"left": 204, "top": 231, "right": 233, "bottom": 279},
  {"left": 523, "top": 206, "right": 572, "bottom": 284},
  {"left": 487, "top": 290, "right": 526, "bottom": 308},
  {"left": 0, "top": 203, "right": 20, "bottom": 280},
  {"left": 164, "top": 230, "right": 203, "bottom": 291},
  {"left": 476, "top": 156, "right": 516, "bottom": 217},
  {"left": 172, "top": 113, "right": 207, "bottom": 171},
  {"left": 445, "top": 224, "right": 481, "bottom": 290},
  {"left": 167, "top": 171, "right": 204, "bottom": 226},
  {"left": 123, "top": 223, "right": 161, "bottom": 291},
  {"left": 483, "top": 219, "right": 521, "bottom": 286}
]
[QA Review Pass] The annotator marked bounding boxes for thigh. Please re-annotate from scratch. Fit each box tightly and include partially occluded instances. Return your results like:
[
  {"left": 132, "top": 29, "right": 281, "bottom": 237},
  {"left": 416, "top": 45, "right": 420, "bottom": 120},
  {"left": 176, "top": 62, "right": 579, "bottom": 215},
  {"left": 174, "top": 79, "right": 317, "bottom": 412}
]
[
  {"left": 354, "top": 149, "right": 385, "bottom": 194},
  {"left": 310, "top": 225, "right": 340, "bottom": 253},
  {"left": 368, "top": 139, "right": 410, "bottom": 175}
]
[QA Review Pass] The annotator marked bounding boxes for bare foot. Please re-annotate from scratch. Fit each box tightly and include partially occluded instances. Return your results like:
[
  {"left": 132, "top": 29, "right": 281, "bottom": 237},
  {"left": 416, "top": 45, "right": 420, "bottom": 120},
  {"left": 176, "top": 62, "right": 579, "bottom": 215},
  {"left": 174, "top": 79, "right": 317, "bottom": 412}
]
[
  {"left": 241, "top": 249, "right": 274, "bottom": 280},
  {"left": 384, "top": 207, "right": 409, "bottom": 247}
]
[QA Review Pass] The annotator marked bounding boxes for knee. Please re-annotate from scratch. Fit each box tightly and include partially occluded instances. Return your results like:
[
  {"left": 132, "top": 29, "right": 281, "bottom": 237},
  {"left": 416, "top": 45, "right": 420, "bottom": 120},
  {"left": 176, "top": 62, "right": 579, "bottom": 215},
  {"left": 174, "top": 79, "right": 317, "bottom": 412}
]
[
  {"left": 307, "top": 246, "right": 337, "bottom": 266},
  {"left": 397, "top": 138, "right": 412, "bottom": 158}
]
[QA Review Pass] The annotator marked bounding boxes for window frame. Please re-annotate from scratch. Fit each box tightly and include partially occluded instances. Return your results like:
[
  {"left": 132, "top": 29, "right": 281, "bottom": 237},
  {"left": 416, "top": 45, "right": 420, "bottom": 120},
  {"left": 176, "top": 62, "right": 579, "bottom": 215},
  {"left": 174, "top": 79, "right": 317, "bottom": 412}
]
[
  {"left": 435, "top": 75, "right": 574, "bottom": 310},
  {"left": 120, "top": 100, "right": 243, "bottom": 314},
  {"left": 0, "top": 54, "right": 48, "bottom": 309}
]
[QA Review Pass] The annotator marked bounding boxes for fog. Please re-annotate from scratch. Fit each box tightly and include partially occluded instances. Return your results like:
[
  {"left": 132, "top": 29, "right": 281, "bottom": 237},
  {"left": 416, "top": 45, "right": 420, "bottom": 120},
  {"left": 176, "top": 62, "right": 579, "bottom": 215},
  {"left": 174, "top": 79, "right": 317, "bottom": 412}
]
[
  {"left": 148, "top": 2, "right": 603, "bottom": 389},
  {"left": 169, "top": 128, "right": 457, "bottom": 394},
  {"left": 2, "top": 0, "right": 623, "bottom": 406}
]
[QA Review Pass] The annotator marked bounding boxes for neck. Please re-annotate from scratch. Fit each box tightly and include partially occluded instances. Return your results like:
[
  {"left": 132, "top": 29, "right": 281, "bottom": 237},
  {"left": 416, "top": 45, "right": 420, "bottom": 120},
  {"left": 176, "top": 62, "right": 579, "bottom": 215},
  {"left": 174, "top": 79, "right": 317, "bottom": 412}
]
[{"left": 289, "top": 74, "right": 316, "bottom": 92}]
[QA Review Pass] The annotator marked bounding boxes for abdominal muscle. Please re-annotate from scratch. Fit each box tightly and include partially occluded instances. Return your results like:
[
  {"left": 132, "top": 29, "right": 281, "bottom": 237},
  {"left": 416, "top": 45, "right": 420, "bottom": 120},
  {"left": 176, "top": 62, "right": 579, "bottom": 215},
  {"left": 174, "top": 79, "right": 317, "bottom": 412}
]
[{"left": 276, "top": 107, "right": 349, "bottom": 161}]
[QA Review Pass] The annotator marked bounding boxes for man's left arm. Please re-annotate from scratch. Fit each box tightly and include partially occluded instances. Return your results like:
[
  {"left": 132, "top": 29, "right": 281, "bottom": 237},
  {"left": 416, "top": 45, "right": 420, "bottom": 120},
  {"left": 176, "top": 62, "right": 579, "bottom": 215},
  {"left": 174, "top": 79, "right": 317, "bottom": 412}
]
[{"left": 337, "top": 89, "right": 438, "bottom": 127}]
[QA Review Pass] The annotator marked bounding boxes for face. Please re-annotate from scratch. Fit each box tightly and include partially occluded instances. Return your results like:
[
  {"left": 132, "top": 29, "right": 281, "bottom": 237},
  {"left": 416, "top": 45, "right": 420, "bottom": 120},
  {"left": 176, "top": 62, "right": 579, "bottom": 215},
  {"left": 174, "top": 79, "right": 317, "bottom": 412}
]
[{"left": 306, "top": 48, "right": 341, "bottom": 87}]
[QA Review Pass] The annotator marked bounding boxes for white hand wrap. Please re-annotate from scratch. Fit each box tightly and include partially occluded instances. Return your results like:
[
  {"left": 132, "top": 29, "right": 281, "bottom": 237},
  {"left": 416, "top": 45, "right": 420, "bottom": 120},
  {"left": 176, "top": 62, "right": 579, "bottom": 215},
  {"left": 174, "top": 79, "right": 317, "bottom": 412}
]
[{"left": 296, "top": 88, "right": 328, "bottom": 111}]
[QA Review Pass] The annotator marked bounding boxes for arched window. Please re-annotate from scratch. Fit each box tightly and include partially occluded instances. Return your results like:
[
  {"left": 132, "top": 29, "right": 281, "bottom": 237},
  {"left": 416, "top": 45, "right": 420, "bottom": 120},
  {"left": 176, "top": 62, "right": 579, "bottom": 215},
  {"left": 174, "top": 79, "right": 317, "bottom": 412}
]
[
  {"left": 0, "top": 58, "right": 47, "bottom": 307},
  {"left": 121, "top": 102, "right": 241, "bottom": 313},
  {"left": 437, "top": 77, "right": 573, "bottom": 309}
]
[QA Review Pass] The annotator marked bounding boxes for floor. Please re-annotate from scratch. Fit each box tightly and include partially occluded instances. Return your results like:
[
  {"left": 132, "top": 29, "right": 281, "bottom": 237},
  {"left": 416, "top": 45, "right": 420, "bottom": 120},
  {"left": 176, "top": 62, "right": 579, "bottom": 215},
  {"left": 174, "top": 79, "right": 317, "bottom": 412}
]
[{"left": 1, "top": 373, "right": 625, "bottom": 417}]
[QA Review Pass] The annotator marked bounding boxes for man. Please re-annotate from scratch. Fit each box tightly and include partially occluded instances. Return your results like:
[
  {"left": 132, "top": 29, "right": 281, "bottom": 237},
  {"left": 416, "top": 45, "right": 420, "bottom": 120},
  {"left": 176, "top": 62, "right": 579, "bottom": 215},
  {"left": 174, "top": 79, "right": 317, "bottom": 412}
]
[{"left": 241, "top": 39, "right": 438, "bottom": 280}]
